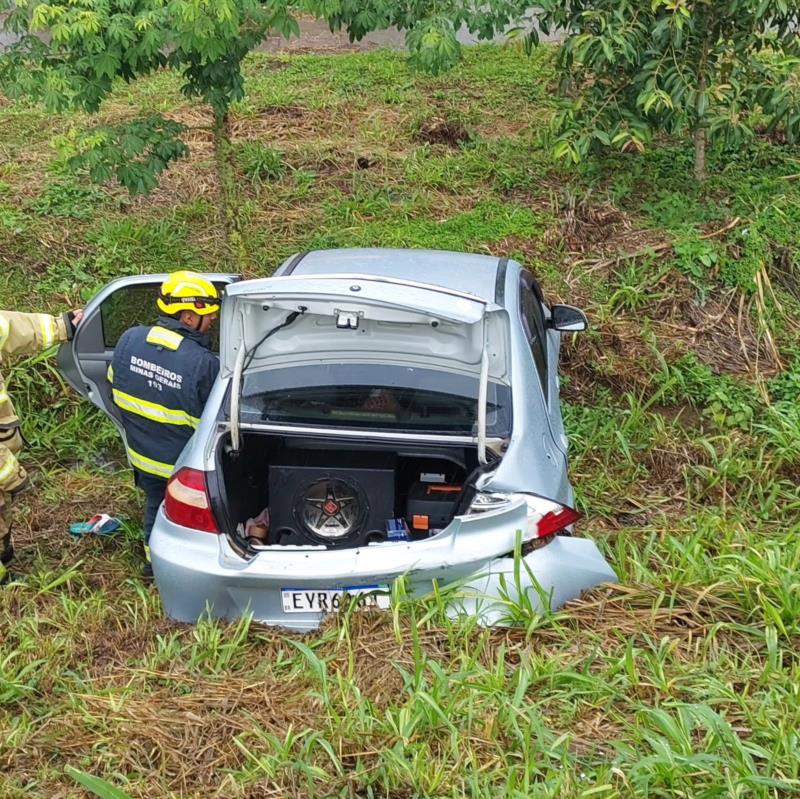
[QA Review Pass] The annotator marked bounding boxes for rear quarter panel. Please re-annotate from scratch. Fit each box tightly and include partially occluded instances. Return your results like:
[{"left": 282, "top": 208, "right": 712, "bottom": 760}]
[{"left": 488, "top": 263, "right": 572, "bottom": 505}]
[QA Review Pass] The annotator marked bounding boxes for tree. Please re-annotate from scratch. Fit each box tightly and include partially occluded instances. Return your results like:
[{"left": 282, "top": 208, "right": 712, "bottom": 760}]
[
  {"left": 0, "top": 0, "right": 302, "bottom": 265},
  {"left": 0, "top": 0, "right": 531, "bottom": 265},
  {"left": 316, "top": 0, "right": 533, "bottom": 74},
  {"left": 534, "top": 0, "right": 800, "bottom": 181}
]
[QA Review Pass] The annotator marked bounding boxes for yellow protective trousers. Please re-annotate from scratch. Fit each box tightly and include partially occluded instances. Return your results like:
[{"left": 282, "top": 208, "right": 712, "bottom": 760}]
[
  {"left": 0, "top": 310, "right": 68, "bottom": 576},
  {"left": 0, "top": 310, "right": 67, "bottom": 493}
]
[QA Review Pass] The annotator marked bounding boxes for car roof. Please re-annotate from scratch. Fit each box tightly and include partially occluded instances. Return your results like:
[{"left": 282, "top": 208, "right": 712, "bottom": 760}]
[{"left": 283, "top": 248, "right": 506, "bottom": 303}]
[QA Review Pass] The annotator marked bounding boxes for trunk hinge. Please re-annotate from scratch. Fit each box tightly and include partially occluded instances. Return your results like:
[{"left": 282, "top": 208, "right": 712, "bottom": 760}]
[
  {"left": 477, "top": 336, "right": 489, "bottom": 465},
  {"left": 230, "top": 310, "right": 247, "bottom": 453},
  {"left": 230, "top": 307, "right": 305, "bottom": 453},
  {"left": 230, "top": 345, "right": 245, "bottom": 453}
]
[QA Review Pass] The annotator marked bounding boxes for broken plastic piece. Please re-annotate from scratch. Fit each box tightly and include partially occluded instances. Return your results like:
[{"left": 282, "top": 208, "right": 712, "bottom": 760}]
[{"left": 68, "top": 513, "right": 122, "bottom": 537}]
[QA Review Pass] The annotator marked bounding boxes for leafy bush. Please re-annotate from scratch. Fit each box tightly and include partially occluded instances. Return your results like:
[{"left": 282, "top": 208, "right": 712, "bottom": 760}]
[
  {"left": 537, "top": 0, "right": 800, "bottom": 181},
  {"left": 672, "top": 234, "right": 720, "bottom": 282},
  {"left": 719, "top": 223, "right": 769, "bottom": 291},
  {"left": 55, "top": 117, "right": 189, "bottom": 196}
]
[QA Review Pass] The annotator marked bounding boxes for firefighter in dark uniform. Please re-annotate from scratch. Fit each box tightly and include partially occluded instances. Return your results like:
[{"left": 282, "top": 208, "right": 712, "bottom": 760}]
[{"left": 109, "top": 271, "right": 220, "bottom": 576}]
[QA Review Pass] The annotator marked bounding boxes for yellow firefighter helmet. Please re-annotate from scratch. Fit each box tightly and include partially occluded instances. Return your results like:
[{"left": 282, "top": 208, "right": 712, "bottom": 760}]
[{"left": 157, "top": 271, "right": 220, "bottom": 317}]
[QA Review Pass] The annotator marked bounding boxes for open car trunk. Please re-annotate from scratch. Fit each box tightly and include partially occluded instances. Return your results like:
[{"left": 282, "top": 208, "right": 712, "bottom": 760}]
[
  {"left": 213, "top": 431, "right": 488, "bottom": 549},
  {"left": 212, "top": 273, "right": 510, "bottom": 551}
]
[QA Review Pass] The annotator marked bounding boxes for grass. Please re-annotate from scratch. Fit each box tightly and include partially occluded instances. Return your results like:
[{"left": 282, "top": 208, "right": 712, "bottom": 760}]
[{"left": 1, "top": 43, "right": 800, "bottom": 798}]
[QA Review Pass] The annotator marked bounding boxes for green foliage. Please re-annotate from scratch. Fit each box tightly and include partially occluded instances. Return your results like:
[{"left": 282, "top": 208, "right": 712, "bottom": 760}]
[
  {"left": 536, "top": 0, "right": 800, "bottom": 179},
  {"left": 0, "top": 0, "right": 301, "bottom": 207},
  {"left": 8, "top": 351, "right": 120, "bottom": 460},
  {"left": 719, "top": 222, "right": 769, "bottom": 291},
  {"left": 0, "top": 0, "right": 300, "bottom": 113},
  {"left": 655, "top": 353, "right": 761, "bottom": 430},
  {"left": 0, "top": 0, "right": 534, "bottom": 201},
  {"left": 33, "top": 257, "right": 104, "bottom": 303},
  {"left": 405, "top": 15, "right": 462, "bottom": 73},
  {"left": 0, "top": 203, "right": 26, "bottom": 234},
  {"left": 607, "top": 260, "right": 671, "bottom": 312},
  {"left": 55, "top": 116, "right": 189, "bottom": 195},
  {"left": 307, "top": 197, "right": 544, "bottom": 252},
  {"left": 87, "top": 217, "right": 208, "bottom": 276},
  {"left": 768, "top": 352, "right": 800, "bottom": 407},
  {"left": 672, "top": 232, "right": 720, "bottom": 282},
  {"left": 65, "top": 766, "right": 135, "bottom": 799},
  {"left": 639, "top": 189, "right": 709, "bottom": 230},
  {"left": 756, "top": 400, "right": 800, "bottom": 468},
  {"left": 30, "top": 178, "right": 105, "bottom": 219},
  {"left": 236, "top": 140, "right": 285, "bottom": 183},
  {"left": 319, "top": 0, "right": 530, "bottom": 74}
]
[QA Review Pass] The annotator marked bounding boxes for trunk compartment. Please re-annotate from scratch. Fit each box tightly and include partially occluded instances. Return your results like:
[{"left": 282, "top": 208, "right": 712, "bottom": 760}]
[{"left": 214, "top": 431, "right": 483, "bottom": 549}]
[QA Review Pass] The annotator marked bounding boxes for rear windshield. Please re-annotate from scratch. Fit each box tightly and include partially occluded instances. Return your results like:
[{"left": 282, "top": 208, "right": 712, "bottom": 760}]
[{"left": 234, "top": 364, "right": 511, "bottom": 436}]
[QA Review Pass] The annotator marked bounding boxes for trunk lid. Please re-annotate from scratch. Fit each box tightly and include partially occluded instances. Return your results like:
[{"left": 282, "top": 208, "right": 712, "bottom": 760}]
[{"left": 219, "top": 274, "right": 508, "bottom": 381}]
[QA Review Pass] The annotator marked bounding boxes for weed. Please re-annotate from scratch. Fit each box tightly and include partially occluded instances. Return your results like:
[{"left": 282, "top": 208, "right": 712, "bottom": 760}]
[
  {"left": 768, "top": 352, "right": 800, "bottom": 403},
  {"left": 608, "top": 259, "right": 671, "bottom": 312},
  {"left": 236, "top": 141, "right": 286, "bottom": 183},
  {"left": 0, "top": 203, "right": 25, "bottom": 234},
  {"left": 87, "top": 217, "right": 208, "bottom": 277},
  {"left": 654, "top": 353, "right": 762, "bottom": 430},
  {"left": 30, "top": 179, "right": 105, "bottom": 220},
  {"left": 672, "top": 231, "right": 720, "bottom": 282}
]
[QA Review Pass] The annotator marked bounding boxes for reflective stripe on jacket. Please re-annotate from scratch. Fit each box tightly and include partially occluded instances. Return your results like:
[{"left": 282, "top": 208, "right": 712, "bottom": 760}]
[
  {"left": 110, "top": 316, "right": 219, "bottom": 479},
  {"left": 0, "top": 311, "right": 69, "bottom": 491}
]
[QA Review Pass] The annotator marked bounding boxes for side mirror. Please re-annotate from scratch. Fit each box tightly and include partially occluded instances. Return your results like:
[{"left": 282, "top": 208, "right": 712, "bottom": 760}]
[{"left": 550, "top": 305, "right": 588, "bottom": 332}]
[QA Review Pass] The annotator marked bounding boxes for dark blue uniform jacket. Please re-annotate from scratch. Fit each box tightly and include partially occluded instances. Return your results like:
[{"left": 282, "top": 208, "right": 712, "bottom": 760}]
[{"left": 110, "top": 316, "right": 219, "bottom": 479}]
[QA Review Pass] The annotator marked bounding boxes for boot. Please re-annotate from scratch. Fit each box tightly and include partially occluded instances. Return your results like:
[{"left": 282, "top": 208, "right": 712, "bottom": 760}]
[
  {"left": 0, "top": 532, "right": 13, "bottom": 586},
  {"left": 142, "top": 543, "right": 153, "bottom": 581},
  {"left": 9, "top": 477, "right": 30, "bottom": 497}
]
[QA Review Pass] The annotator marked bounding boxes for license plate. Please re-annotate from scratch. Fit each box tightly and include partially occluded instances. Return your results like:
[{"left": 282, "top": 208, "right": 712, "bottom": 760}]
[{"left": 281, "top": 585, "right": 391, "bottom": 614}]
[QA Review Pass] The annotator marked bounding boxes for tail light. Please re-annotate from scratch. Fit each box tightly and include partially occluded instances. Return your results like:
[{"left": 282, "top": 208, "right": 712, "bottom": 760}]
[
  {"left": 466, "top": 492, "right": 580, "bottom": 540},
  {"left": 536, "top": 505, "right": 581, "bottom": 537},
  {"left": 164, "top": 467, "right": 219, "bottom": 533}
]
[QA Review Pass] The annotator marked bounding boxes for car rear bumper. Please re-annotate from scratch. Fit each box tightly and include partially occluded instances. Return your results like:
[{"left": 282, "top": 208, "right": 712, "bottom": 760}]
[{"left": 150, "top": 509, "right": 617, "bottom": 631}]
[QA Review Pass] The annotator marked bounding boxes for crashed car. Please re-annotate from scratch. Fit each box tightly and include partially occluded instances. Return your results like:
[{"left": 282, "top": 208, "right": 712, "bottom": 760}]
[{"left": 60, "top": 248, "right": 616, "bottom": 629}]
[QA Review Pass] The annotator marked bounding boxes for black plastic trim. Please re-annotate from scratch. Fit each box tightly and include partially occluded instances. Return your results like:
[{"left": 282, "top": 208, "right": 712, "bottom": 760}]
[
  {"left": 495, "top": 257, "right": 508, "bottom": 305},
  {"left": 282, "top": 251, "right": 310, "bottom": 276}
]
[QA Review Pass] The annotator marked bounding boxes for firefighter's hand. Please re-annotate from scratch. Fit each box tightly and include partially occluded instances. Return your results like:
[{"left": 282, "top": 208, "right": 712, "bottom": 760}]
[{"left": 64, "top": 309, "right": 84, "bottom": 340}]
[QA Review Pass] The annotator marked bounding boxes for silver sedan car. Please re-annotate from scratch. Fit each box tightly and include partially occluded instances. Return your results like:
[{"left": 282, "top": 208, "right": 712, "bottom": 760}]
[{"left": 61, "top": 248, "right": 616, "bottom": 630}]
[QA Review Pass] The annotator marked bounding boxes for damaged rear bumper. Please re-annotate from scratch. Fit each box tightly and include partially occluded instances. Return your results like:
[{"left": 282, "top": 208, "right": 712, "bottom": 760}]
[{"left": 150, "top": 509, "right": 617, "bottom": 631}]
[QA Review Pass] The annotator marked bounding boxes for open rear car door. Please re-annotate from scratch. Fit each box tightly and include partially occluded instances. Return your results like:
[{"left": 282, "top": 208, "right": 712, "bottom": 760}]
[{"left": 58, "top": 273, "right": 239, "bottom": 430}]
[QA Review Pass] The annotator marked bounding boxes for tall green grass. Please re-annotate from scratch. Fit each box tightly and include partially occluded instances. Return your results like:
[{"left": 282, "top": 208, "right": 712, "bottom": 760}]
[{"left": 0, "top": 43, "right": 798, "bottom": 799}]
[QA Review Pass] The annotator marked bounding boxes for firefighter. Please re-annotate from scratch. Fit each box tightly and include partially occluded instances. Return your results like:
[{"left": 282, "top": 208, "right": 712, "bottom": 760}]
[
  {"left": 0, "top": 308, "right": 83, "bottom": 584},
  {"left": 109, "top": 271, "right": 220, "bottom": 577}
]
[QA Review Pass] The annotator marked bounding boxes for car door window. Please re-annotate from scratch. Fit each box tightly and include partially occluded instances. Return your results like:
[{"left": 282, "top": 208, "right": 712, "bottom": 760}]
[
  {"left": 519, "top": 276, "right": 548, "bottom": 397},
  {"left": 100, "top": 283, "right": 226, "bottom": 352},
  {"left": 62, "top": 274, "right": 237, "bottom": 426}
]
